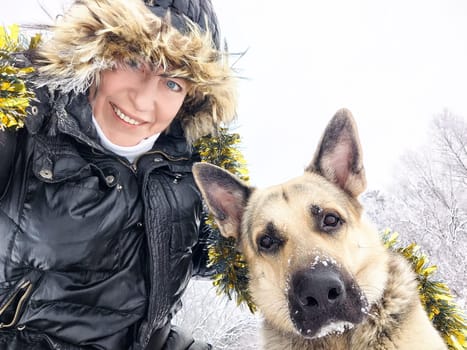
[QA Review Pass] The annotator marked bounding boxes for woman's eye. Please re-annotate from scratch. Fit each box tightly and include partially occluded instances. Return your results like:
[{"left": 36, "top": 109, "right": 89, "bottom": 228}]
[{"left": 166, "top": 80, "right": 182, "bottom": 92}]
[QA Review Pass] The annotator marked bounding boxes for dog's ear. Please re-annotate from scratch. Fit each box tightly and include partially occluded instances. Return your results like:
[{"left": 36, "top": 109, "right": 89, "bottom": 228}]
[
  {"left": 306, "top": 108, "right": 367, "bottom": 197},
  {"left": 193, "top": 163, "right": 251, "bottom": 240}
]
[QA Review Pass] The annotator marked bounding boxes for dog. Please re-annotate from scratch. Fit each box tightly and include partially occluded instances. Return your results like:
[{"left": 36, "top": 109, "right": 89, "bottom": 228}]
[{"left": 193, "top": 109, "right": 447, "bottom": 349}]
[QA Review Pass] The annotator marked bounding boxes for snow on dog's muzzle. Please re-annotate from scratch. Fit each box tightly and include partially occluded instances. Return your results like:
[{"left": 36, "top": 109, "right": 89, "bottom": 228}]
[{"left": 287, "top": 258, "right": 369, "bottom": 339}]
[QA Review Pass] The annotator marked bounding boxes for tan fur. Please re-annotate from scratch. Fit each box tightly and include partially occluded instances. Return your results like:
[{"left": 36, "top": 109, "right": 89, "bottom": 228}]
[
  {"left": 34, "top": 0, "right": 237, "bottom": 144},
  {"left": 193, "top": 109, "right": 447, "bottom": 349}
]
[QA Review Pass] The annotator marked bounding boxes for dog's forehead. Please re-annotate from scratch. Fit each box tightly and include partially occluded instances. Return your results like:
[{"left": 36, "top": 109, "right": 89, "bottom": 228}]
[
  {"left": 252, "top": 174, "right": 344, "bottom": 206},
  {"left": 246, "top": 173, "right": 351, "bottom": 227}
]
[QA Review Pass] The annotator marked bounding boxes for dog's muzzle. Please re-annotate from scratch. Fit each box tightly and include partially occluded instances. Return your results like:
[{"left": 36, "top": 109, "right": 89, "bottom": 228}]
[{"left": 288, "top": 262, "right": 369, "bottom": 339}]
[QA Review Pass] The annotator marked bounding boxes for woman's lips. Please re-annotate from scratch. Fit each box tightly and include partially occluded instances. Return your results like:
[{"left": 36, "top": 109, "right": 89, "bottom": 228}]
[{"left": 110, "top": 103, "right": 143, "bottom": 126}]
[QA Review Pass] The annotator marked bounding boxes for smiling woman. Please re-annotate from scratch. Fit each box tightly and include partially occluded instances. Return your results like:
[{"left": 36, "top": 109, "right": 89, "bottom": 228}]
[
  {"left": 0, "top": 0, "right": 238, "bottom": 349},
  {"left": 89, "top": 64, "right": 189, "bottom": 147}
]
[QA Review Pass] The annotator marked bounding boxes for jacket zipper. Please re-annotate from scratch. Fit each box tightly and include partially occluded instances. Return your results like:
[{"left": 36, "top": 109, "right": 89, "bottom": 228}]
[{"left": 118, "top": 149, "right": 188, "bottom": 346}]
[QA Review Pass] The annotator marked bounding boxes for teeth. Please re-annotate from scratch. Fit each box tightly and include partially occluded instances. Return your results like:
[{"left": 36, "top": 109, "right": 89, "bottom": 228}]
[{"left": 112, "top": 105, "right": 141, "bottom": 125}]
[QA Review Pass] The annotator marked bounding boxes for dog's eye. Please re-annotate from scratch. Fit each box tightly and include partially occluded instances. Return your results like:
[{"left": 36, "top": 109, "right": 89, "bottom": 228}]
[
  {"left": 257, "top": 222, "right": 284, "bottom": 254},
  {"left": 324, "top": 213, "right": 340, "bottom": 226},
  {"left": 258, "top": 235, "right": 282, "bottom": 253},
  {"left": 321, "top": 212, "right": 343, "bottom": 232}
]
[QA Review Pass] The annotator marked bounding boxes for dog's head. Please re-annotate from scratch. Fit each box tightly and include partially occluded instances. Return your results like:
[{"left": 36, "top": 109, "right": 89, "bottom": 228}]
[{"left": 193, "top": 109, "right": 389, "bottom": 340}]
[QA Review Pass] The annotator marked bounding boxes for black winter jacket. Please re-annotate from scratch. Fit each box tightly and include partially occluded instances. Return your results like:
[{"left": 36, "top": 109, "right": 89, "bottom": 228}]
[{"left": 0, "top": 89, "right": 212, "bottom": 350}]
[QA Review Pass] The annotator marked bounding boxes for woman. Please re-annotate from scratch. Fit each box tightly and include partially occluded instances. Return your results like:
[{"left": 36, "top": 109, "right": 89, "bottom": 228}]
[{"left": 0, "top": 0, "right": 236, "bottom": 349}]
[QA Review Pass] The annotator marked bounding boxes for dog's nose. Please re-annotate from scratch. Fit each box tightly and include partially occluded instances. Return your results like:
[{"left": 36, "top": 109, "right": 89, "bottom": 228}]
[{"left": 293, "top": 267, "right": 346, "bottom": 309}]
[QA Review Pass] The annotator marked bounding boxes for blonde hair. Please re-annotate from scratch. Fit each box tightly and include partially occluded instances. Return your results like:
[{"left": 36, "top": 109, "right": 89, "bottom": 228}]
[{"left": 35, "top": 0, "right": 237, "bottom": 143}]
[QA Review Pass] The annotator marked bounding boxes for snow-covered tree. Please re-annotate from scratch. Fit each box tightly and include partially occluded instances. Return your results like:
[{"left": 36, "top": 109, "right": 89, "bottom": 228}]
[{"left": 362, "top": 110, "right": 467, "bottom": 308}]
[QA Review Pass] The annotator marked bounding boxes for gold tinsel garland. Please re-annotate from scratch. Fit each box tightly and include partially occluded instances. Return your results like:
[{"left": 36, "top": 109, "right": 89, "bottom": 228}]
[
  {"left": 195, "top": 130, "right": 256, "bottom": 313},
  {"left": 382, "top": 230, "right": 467, "bottom": 350},
  {"left": 0, "top": 25, "right": 39, "bottom": 130}
]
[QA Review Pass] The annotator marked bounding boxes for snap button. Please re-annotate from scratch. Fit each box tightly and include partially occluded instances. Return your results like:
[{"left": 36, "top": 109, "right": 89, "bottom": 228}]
[
  {"left": 173, "top": 173, "right": 182, "bottom": 184},
  {"left": 105, "top": 175, "right": 115, "bottom": 185},
  {"left": 39, "top": 169, "right": 53, "bottom": 180},
  {"left": 116, "top": 184, "right": 123, "bottom": 191},
  {"left": 154, "top": 157, "right": 163, "bottom": 163},
  {"left": 17, "top": 325, "right": 26, "bottom": 331},
  {"left": 31, "top": 106, "right": 39, "bottom": 116}
]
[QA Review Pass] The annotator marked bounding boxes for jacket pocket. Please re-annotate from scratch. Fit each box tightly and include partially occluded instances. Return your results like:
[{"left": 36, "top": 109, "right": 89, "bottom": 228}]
[
  {"left": 32, "top": 137, "right": 122, "bottom": 190},
  {"left": 0, "top": 270, "right": 41, "bottom": 329}
]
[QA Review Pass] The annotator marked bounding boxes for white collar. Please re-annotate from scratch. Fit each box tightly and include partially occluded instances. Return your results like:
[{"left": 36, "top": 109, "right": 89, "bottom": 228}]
[{"left": 92, "top": 116, "right": 160, "bottom": 163}]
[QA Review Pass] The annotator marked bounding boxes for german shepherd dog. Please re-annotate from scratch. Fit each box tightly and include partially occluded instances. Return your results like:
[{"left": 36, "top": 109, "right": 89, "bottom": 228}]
[{"left": 193, "top": 109, "right": 447, "bottom": 349}]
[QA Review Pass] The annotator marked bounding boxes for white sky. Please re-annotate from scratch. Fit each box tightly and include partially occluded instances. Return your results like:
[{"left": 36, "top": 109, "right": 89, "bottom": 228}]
[{"left": 2, "top": 0, "right": 467, "bottom": 190}]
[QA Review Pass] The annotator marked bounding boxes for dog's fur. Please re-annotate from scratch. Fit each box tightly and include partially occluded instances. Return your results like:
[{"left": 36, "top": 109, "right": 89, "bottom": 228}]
[{"left": 193, "top": 109, "right": 447, "bottom": 349}]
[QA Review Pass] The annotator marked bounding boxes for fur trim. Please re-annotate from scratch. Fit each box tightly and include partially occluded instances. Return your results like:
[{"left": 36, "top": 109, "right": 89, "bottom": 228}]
[{"left": 34, "top": 0, "right": 237, "bottom": 144}]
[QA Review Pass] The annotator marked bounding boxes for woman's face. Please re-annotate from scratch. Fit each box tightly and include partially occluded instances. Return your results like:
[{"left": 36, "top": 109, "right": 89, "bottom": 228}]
[{"left": 89, "top": 64, "right": 188, "bottom": 146}]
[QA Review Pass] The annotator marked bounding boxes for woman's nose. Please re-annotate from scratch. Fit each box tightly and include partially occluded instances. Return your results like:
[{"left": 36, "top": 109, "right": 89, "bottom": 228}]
[{"left": 132, "top": 75, "right": 159, "bottom": 111}]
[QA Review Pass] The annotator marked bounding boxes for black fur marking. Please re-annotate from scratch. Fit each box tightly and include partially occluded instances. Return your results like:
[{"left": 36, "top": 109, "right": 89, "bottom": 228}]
[
  {"left": 256, "top": 222, "right": 286, "bottom": 255},
  {"left": 310, "top": 205, "right": 323, "bottom": 216},
  {"left": 282, "top": 189, "right": 289, "bottom": 202}
]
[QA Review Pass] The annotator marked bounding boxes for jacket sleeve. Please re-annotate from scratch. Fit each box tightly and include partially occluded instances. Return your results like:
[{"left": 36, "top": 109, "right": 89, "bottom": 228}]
[
  {"left": 0, "top": 128, "right": 18, "bottom": 198},
  {"left": 190, "top": 148, "right": 218, "bottom": 278},
  {"left": 191, "top": 214, "right": 217, "bottom": 278}
]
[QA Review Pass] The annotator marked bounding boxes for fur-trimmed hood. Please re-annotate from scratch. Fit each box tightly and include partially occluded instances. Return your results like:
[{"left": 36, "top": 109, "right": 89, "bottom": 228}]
[{"left": 33, "top": 0, "right": 237, "bottom": 144}]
